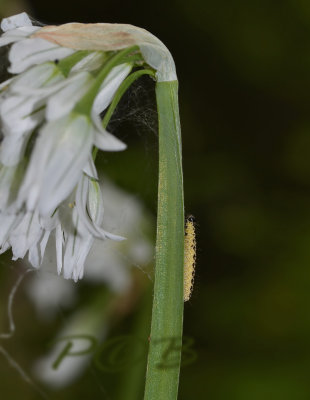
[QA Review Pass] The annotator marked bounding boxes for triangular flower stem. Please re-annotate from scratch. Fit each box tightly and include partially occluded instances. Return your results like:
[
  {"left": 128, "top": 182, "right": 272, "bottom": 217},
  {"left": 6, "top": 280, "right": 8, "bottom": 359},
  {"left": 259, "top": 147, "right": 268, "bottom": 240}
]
[
  {"left": 97, "top": 74, "right": 185, "bottom": 399},
  {"left": 144, "top": 81, "right": 184, "bottom": 400}
]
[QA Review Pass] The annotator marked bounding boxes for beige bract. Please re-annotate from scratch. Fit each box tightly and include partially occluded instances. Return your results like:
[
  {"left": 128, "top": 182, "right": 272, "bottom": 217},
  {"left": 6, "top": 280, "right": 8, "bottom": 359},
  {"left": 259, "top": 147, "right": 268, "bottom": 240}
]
[{"left": 32, "top": 23, "right": 177, "bottom": 82}]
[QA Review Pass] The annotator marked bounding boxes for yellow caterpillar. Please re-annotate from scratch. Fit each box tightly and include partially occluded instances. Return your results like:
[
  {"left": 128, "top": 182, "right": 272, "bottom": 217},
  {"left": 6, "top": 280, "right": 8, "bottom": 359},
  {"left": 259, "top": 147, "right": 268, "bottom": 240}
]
[{"left": 184, "top": 215, "right": 196, "bottom": 302}]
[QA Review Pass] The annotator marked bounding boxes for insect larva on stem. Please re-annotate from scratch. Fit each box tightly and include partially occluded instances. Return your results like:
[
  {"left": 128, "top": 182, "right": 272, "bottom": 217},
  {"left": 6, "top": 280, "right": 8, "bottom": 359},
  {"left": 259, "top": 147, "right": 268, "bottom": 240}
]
[{"left": 184, "top": 215, "right": 196, "bottom": 302}]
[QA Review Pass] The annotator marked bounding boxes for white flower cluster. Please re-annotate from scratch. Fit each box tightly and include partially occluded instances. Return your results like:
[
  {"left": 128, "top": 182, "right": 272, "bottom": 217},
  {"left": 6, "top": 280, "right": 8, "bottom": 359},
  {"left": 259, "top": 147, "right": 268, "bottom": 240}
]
[{"left": 0, "top": 13, "right": 133, "bottom": 281}]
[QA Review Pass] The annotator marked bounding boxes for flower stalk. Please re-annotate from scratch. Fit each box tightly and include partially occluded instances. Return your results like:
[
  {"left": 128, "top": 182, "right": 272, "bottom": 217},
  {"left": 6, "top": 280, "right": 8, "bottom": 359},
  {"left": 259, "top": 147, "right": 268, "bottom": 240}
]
[{"left": 144, "top": 81, "right": 184, "bottom": 400}]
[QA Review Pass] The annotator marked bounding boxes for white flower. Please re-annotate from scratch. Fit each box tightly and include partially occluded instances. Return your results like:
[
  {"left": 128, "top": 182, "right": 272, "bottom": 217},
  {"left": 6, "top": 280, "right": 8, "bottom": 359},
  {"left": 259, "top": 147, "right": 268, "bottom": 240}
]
[
  {"left": 55, "top": 174, "right": 124, "bottom": 282},
  {"left": 0, "top": 13, "right": 138, "bottom": 279}
]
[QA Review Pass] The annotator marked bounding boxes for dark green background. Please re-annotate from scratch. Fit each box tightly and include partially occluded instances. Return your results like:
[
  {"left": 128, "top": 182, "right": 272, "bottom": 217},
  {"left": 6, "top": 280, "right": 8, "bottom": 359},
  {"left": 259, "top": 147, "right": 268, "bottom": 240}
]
[{"left": 1, "top": 0, "right": 310, "bottom": 399}]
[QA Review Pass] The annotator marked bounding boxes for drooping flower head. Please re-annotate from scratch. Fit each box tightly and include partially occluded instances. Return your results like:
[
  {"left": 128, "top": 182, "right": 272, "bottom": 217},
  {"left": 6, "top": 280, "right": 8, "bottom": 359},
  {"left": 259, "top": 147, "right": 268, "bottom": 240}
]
[{"left": 0, "top": 12, "right": 175, "bottom": 281}]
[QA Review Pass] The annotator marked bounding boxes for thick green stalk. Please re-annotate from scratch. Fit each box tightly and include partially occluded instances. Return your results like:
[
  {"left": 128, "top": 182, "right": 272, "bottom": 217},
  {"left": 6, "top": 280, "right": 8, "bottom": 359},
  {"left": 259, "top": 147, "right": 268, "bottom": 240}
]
[{"left": 144, "top": 81, "right": 184, "bottom": 400}]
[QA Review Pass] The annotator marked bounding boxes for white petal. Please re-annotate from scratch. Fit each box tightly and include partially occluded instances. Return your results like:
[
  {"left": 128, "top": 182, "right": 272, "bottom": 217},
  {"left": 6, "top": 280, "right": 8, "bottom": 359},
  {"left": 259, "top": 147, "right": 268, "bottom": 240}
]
[
  {"left": 10, "top": 72, "right": 78, "bottom": 98},
  {"left": 0, "top": 241, "right": 10, "bottom": 254},
  {"left": 40, "top": 230, "right": 51, "bottom": 256},
  {"left": 75, "top": 176, "right": 125, "bottom": 241},
  {"left": 0, "top": 96, "right": 45, "bottom": 165},
  {"left": 83, "top": 157, "right": 98, "bottom": 180},
  {"left": 16, "top": 116, "right": 62, "bottom": 210},
  {"left": 38, "top": 117, "right": 93, "bottom": 216},
  {"left": 0, "top": 78, "right": 14, "bottom": 91},
  {"left": 1, "top": 12, "right": 33, "bottom": 32},
  {"left": 0, "top": 94, "right": 44, "bottom": 134},
  {"left": 92, "top": 63, "right": 132, "bottom": 115},
  {"left": 28, "top": 243, "right": 40, "bottom": 268},
  {"left": 46, "top": 72, "right": 94, "bottom": 121},
  {"left": 56, "top": 224, "right": 63, "bottom": 275},
  {"left": 0, "top": 166, "right": 14, "bottom": 209},
  {"left": 0, "top": 165, "right": 15, "bottom": 207},
  {"left": 10, "top": 62, "right": 63, "bottom": 92},
  {"left": 63, "top": 224, "right": 93, "bottom": 281},
  {"left": 70, "top": 51, "right": 106, "bottom": 73},
  {"left": 18, "top": 114, "right": 93, "bottom": 216},
  {"left": 10, "top": 212, "right": 43, "bottom": 260},
  {"left": 88, "top": 180, "right": 126, "bottom": 241},
  {"left": 0, "top": 26, "right": 40, "bottom": 47},
  {"left": 11, "top": 77, "right": 73, "bottom": 98},
  {"left": 75, "top": 177, "right": 102, "bottom": 237},
  {"left": 40, "top": 213, "right": 59, "bottom": 231},
  {"left": 0, "top": 33, "right": 26, "bottom": 47},
  {"left": 73, "top": 235, "right": 93, "bottom": 281},
  {"left": 9, "top": 38, "right": 75, "bottom": 74},
  {"left": 0, "top": 163, "right": 24, "bottom": 209},
  {"left": 0, "top": 132, "right": 33, "bottom": 166},
  {"left": 62, "top": 233, "right": 76, "bottom": 279},
  {"left": 0, "top": 212, "right": 20, "bottom": 245},
  {"left": 58, "top": 200, "right": 94, "bottom": 281},
  {"left": 87, "top": 179, "right": 103, "bottom": 222},
  {"left": 93, "top": 115, "right": 127, "bottom": 151},
  {"left": 90, "top": 64, "right": 130, "bottom": 152},
  {"left": 28, "top": 230, "right": 50, "bottom": 268}
]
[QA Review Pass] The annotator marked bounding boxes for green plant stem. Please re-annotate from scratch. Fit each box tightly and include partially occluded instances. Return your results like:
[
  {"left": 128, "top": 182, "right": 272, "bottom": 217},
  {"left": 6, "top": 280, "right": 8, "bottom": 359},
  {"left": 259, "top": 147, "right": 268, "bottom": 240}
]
[{"left": 144, "top": 81, "right": 184, "bottom": 400}]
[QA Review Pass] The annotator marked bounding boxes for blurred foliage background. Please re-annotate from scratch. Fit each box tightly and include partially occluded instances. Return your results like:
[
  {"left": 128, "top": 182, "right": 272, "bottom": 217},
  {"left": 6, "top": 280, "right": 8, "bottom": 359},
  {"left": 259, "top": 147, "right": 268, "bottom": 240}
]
[{"left": 1, "top": 0, "right": 310, "bottom": 399}]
